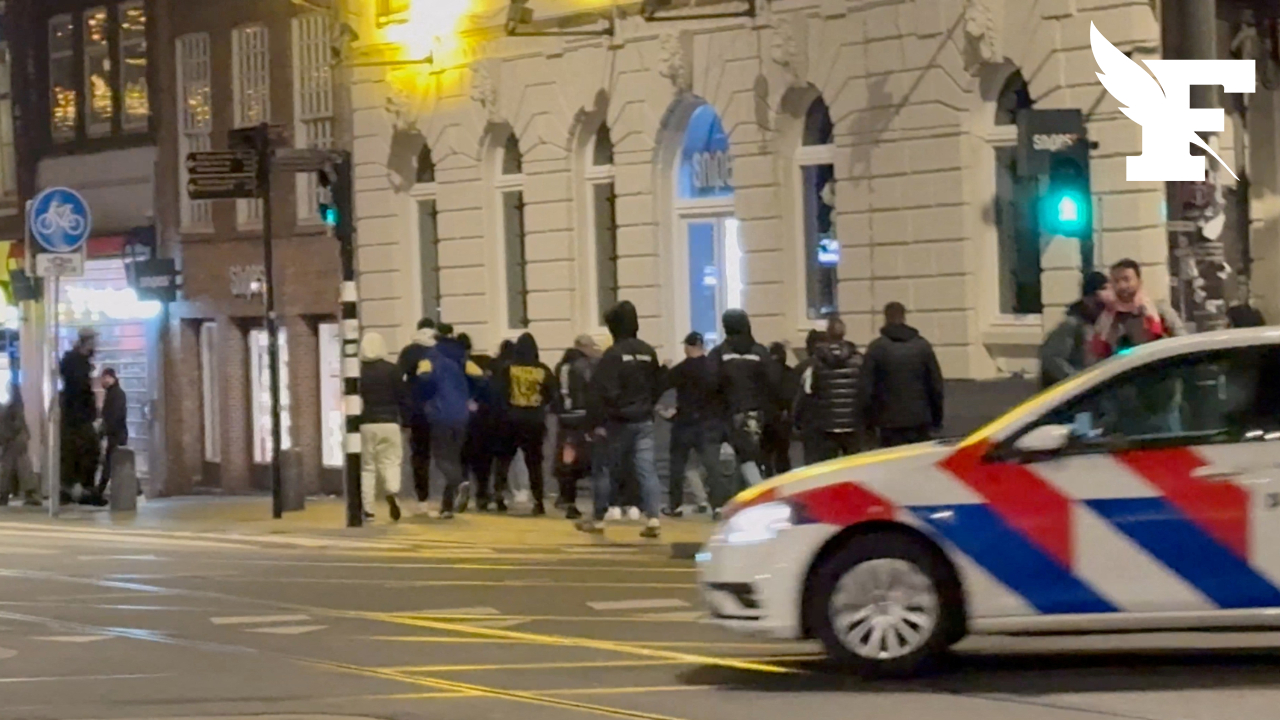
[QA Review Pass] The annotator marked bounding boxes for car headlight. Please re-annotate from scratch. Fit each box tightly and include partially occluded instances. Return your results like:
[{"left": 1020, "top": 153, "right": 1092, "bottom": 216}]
[{"left": 722, "top": 501, "right": 793, "bottom": 545}]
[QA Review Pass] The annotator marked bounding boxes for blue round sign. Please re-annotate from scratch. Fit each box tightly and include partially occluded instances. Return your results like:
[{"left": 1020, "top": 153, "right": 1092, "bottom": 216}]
[{"left": 30, "top": 187, "right": 92, "bottom": 253}]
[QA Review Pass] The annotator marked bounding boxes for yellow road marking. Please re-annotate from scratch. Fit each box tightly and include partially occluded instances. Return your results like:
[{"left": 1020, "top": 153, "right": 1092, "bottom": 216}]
[
  {"left": 369, "top": 685, "right": 715, "bottom": 700},
  {"left": 363, "top": 613, "right": 797, "bottom": 675},
  {"left": 364, "top": 636, "right": 815, "bottom": 651},
  {"left": 383, "top": 654, "right": 825, "bottom": 673},
  {"left": 206, "top": 559, "right": 694, "bottom": 573},
  {"left": 389, "top": 613, "right": 704, "bottom": 624}
]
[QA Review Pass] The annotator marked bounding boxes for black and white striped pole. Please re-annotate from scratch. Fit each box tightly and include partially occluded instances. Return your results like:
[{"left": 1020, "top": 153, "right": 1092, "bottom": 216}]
[{"left": 330, "top": 152, "right": 363, "bottom": 528}]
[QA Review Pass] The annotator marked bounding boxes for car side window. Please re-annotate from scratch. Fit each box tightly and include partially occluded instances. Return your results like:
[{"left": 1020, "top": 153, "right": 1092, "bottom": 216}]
[{"left": 1028, "top": 347, "right": 1272, "bottom": 452}]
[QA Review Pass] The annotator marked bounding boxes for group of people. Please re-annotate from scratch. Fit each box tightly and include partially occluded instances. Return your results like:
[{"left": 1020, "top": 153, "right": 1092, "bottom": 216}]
[{"left": 358, "top": 297, "right": 947, "bottom": 537}]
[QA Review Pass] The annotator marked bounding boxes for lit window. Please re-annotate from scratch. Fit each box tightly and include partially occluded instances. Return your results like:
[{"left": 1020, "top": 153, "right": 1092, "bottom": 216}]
[
  {"left": 176, "top": 33, "right": 213, "bottom": 230},
  {"left": 796, "top": 97, "right": 837, "bottom": 319},
  {"left": 119, "top": 1, "right": 149, "bottom": 132},
  {"left": 200, "top": 322, "right": 220, "bottom": 463},
  {"left": 318, "top": 322, "right": 343, "bottom": 469},
  {"left": 49, "top": 14, "right": 76, "bottom": 141},
  {"left": 0, "top": 42, "right": 17, "bottom": 201},
  {"left": 83, "top": 7, "right": 113, "bottom": 137},
  {"left": 993, "top": 71, "right": 1042, "bottom": 315},
  {"left": 249, "top": 327, "right": 292, "bottom": 464},
  {"left": 415, "top": 145, "right": 441, "bottom": 321},
  {"left": 232, "top": 24, "right": 270, "bottom": 228},
  {"left": 498, "top": 133, "right": 528, "bottom": 330},
  {"left": 293, "top": 13, "right": 333, "bottom": 223},
  {"left": 586, "top": 124, "right": 617, "bottom": 323}
]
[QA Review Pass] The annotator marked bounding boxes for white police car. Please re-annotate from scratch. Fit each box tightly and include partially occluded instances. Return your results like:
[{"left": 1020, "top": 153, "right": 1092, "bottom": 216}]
[{"left": 699, "top": 327, "right": 1280, "bottom": 675}]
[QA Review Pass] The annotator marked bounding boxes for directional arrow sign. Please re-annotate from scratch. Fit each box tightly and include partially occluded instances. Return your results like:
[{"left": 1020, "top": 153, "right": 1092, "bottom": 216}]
[
  {"left": 186, "top": 150, "right": 258, "bottom": 176},
  {"left": 188, "top": 175, "right": 260, "bottom": 200}
]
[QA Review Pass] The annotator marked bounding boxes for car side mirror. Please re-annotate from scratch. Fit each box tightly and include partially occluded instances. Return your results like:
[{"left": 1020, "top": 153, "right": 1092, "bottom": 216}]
[{"left": 1013, "top": 424, "right": 1073, "bottom": 455}]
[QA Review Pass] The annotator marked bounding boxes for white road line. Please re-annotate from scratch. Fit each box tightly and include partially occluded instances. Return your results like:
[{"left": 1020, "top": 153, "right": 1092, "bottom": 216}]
[
  {"left": 635, "top": 611, "right": 705, "bottom": 621},
  {"left": 412, "top": 607, "right": 502, "bottom": 617},
  {"left": 76, "top": 554, "right": 164, "bottom": 561},
  {"left": 244, "top": 625, "right": 328, "bottom": 635},
  {"left": 209, "top": 614, "right": 311, "bottom": 625},
  {"left": 0, "top": 647, "right": 15, "bottom": 660},
  {"left": 0, "top": 673, "right": 169, "bottom": 683},
  {"left": 586, "top": 598, "right": 691, "bottom": 611},
  {"left": 33, "top": 635, "right": 109, "bottom": 643},
  {"left": 562, "top": 547, "right": 639, "bottom": 553}
]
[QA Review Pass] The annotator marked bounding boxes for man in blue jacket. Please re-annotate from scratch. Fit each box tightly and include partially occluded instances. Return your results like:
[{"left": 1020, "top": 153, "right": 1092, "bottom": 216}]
[{"left": 415, "top": 324, "right": 484, "bottom": 518}]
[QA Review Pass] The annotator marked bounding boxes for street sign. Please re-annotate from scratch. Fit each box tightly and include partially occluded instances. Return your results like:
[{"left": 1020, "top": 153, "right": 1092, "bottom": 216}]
[
  {"left": 129, "top": 258, "right": 178, "bottom": 303},
  {"left": 35, "top": 251, "right": 85, "bottom": 278},
  {"left": 29, "top": 187, "right": 92, "bottom": 253},
  {"left": 188, "top": 175, "right": 260, "bottom": 200},
  {"left": 228, "top": 124, "right": 290, "bottom": 151},
  {"left": 186, "top": 150, "right": 258, "bottom": 176},
  {"left": 273, "top": 147, "right": 334, "bottom": 173},
  {"left": 1167, "top": 220, "right": 1199, "bottom": 232}
]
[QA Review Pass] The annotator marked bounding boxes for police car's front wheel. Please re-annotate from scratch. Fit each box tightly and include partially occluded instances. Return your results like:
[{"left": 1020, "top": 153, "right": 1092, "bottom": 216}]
[{"left": 809, "top": 532, "right": 958, "bottom": 677}]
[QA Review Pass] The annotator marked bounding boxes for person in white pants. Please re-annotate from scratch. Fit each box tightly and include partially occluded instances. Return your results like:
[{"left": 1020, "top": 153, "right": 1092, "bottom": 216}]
[{"left": 359, "top": 332, "right": 405, "bottom": 521}]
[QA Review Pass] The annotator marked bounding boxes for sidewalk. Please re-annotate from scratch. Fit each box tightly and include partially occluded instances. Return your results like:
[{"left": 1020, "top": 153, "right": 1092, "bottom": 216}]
[{"left": 3, "top": 495, "right": 716, "bottom": 551}]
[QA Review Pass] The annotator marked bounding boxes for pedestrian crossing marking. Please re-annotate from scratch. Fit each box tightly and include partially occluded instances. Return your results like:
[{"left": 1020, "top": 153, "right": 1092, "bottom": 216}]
[
  {"left": 210, "top": 614, "right": 311, "bottom": 625},
  {"left": 33, "top": 635, "right": 109, "bottom": 643},
  {"left": 245, "top": 625, "right": 328, "bottom": 635},
  {"left": 586, "top": 598, "right": 690, "bottom": 611},
  {"left": 0, "top": 647, "right": 15, "bottom": 660},
  {"left": 634, "top": 611, "right": 705, "bottom": 621}
]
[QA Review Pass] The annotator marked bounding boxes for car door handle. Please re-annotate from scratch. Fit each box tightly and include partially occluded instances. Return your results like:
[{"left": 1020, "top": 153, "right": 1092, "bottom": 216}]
[{"left": 1190, "top": 465, "right": 1240, "bottom": 481}]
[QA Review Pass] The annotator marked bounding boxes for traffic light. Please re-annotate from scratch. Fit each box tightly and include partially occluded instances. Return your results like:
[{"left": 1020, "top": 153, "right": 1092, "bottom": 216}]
[
  {"left": 1039, "top": 150, "right": 1092, "bottom": 238},
  {"left": 316, "top": 152, "right": 353, "bottom": 241}
]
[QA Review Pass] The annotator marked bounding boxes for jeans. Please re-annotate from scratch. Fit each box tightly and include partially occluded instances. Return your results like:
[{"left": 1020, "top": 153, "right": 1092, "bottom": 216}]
[
  {"left": 728, "top": 411, "right": 765, "bottom": 487},
  {"left": 668, "top": 419, "right": 723, "bottom": 509},
  {"left": 407, "top": 419, "right": 432, "bottom": 502},
  {"left": 762, "top": 418, "right": 793, "bottom": 477},
  {"left": 360, "top": 423, "right": 403, "bottom": 511},
  {"left": 554, "top": 425, "right": 590, "bottom": 506},
  {"left": 591, "top": 421, "right": 663, "bottom": 521},
  {"left": 497, "top": 420, "right": 547, "bottom": 504},
  {"left": 813, "top": 430, "right": 863, "bottom": 462},
  {"left": 432, "top": 425, "right": 467, "bottom": 512},
  {"left": 878, "top": 425, "right": 932, "bottom": 448}
]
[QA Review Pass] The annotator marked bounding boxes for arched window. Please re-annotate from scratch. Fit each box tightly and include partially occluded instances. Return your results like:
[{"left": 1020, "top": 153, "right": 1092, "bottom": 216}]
[
  {"left": 411, "top": 142, "right": 440, "bottom": 322},
  {"left": 992, "top": 71, "right": 1043, "bottom": 315},
  {"left": 795, "top": 96, "right": 837, "bottom": 319},
  {"left": 586, "top": 124, "right": 617, "bottom": 324},
  {"left": 497, "top": 131, "right": 528, "bottom": 329}
]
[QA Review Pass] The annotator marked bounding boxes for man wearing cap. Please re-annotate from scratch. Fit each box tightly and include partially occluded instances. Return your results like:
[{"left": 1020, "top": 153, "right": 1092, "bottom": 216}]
[
  {"left": 60, "top": 326, "right": 102, "bottom": 504},
  {"left": 552, "top": 334, "right": 600, "bottom": 519},
  {"left": 659, "top": 332, "right": 722, "bottom": 516}
]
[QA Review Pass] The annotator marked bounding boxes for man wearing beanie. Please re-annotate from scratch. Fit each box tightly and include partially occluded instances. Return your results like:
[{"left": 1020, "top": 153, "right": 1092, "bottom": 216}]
[{"left": 1039, "top": 270, "right": 1112, "bottom": 389}]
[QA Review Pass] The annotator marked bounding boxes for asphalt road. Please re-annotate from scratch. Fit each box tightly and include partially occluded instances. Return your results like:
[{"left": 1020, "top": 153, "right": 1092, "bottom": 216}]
[{"left": 3, "top": 511, "right": 1280, "bottom": 720}]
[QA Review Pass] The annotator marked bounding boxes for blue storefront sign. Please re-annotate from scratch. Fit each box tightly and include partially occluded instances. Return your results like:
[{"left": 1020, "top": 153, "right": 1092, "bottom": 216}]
[
  {"left": 30, "top": 187, "right": 92, "bottom": 253},
  {"left": 678, "top": 104, "right": 734, "bottom": 200}
]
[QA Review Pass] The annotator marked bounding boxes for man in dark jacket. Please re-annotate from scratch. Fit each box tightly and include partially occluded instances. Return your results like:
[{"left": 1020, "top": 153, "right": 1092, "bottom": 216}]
[
  {"left": 553, "top": 335, "right": 599, "bottom": 519},
  {"left": 359, "top": 332, "right": 405, "bottom": 522},
  {"left": 1039, "top": 271, "right": 1110, "bottom": 389},
  {"left": 661, "top": 332, "right": 725, "bottom": 516},
  {"left": 398, "top": 318, "right": 436, "bottom": 512},
  {"left": 60, "top": 326, "right": 100, "bottom": 504},
  {"left": 762, "top": 342, "right": 795, "bottom": 476},
  {"left": 801, "top": 316, "right": 864, "bottom": 461},
  {"left": 579, "top": 301, "right": 664, "bottom": 538},
  {"left": 709, "top": 309, "right": 778, "bottom": 488},
  {"left": 792, "top": 329, "right": 824, "bottom": 464},
  {"left": 493, "top": 332, "right": 558, "bottom": 515},
  {"left": 862, "top": 302, "right": 945, "bottom": 447},
  {"left": 416, "top": 325, "right": 484, "bottom": 518},
  {"left": 96, "top": 368, "right": 129, "bottom": 499}
]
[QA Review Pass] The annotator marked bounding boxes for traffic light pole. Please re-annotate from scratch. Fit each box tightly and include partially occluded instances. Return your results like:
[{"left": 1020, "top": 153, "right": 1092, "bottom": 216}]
[
  {"left": 332, "top": 153, "right": 363, "bottom": 528},
  {"left": 256, "top": 122, "right": 285, "bottom": 520}
]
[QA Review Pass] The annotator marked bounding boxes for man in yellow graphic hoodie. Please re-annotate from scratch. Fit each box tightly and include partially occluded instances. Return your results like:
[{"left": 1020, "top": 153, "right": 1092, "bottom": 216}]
[{"left": 492, "top": 332, "right": 558, "bottom": 516}]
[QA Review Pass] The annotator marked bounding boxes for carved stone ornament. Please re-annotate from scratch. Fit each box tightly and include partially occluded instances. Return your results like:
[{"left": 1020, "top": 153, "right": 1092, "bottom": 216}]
[
  {"left": 771, "top": 22, "right": 798, "bottom": 73},
  {"left": 470, "top": 62, "right": 500, "bottom": 123},
  {"left": 229, "top": 264, "right": 267, "bottom": 299},
  {"left": 962, "top": 0, "right": 1000, "bottom": 76},
  {"left": 384, "top": 82, "right": 420, "bottom": 133},
  {"left": 657, "top": 32, "right": 690, "bottom": 92}
]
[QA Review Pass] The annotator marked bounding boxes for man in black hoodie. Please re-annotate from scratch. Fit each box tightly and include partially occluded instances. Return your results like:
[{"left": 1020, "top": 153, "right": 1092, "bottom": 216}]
[
  {"left": 709, "top": 309, "right": 779, "bottom": 488},
  {"left": 763, "top": 342, "right": 796, "bottom": 476},
  {"left": 661, "top": 332, "right": 724, "bottom": 515},
  {"left": 801, "top": 315, "right": 865, "bottom": 461},
  {"left": 862, "top": 302, "right": 945, "bottom": 447},
  {"left": 96, "top": 368, "right": 129, "bottom": 499},
  {"left": 579, "top": 301, "right": 664, "bottom": 538},
  {"left": 493, "top": 332, "right": 558, "bottom": 515},
  {"left": 553, "top": 335, "right": 599, "bottom": 519},
  {"left": 61, "top": 327, "right": 100, "bottom": 504},
  {"left": 398, "top": 318, "right": 436, "bottom": 512}
]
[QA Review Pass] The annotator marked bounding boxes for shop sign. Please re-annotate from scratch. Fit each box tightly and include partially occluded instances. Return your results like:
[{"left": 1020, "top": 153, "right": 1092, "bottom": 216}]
[
  {"left": 679, "top": 104, "right": 734, "bottom": 200},
  {"left": 130, "top": 259, "right": 178, "bottom": 303},
  {"left": 230, "top": 264, "right": 267, "bottom": 299}
]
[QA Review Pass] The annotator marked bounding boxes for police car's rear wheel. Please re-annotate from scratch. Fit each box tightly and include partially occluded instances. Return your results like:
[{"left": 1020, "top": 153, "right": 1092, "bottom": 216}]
[{"left": 810, "top": 533, "right": 954, "bottom": 676}]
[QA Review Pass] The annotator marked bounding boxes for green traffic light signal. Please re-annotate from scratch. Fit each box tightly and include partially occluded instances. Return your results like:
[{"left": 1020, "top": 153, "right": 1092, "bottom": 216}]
[
  {"left": 1041, "top": 186, "right": 1090, "bottom": 237},
  {"left": 321, "top": 204, "right": 338, "bottom": 227}
]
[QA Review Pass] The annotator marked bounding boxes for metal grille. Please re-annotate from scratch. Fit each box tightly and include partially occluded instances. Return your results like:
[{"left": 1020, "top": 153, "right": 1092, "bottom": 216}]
[
  {"left": 293, "top": 13, "right": 333, "bottom": 222},
  {"left": 177, "top": 33, "right": 212, "bottom": 231},
  {"left": 233, "top": 24, "right": 270, "bottom": 227}
]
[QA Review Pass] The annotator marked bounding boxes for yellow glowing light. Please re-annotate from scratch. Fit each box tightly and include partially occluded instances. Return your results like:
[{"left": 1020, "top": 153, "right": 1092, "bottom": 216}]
[{"left": 384, "top": 0, "right": 471, "bottom": 66}]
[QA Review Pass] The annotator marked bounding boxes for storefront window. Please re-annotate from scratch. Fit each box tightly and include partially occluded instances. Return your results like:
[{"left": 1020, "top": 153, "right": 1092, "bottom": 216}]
[
  {"left": 83, "top": 7, "right": 113, "bottom": 137},
  {"left": 678, "top": 104, "right": 733, "bottom": 200},
  {"left": 318, "top": 323, "right": 342, "bottom": 469},
  {"left": 119, "top": 1, "right": 148, "bottom": 131},
  {"left": 200, "top": 322, "right": 220, "bottom": 463},
  {"left": 798, "top": 97, "right": 837, "bottom": 319},
  {"left": 497, "top": 132, "right": 527, "bottom": 329},
  {"left": 49, "top": 14, "right": 76, "bottom": 141},
  {"left": 587, "top": 125, "right": 617, "bottom": 324},
  {"left": 249, "top": 327, "right": 291, "bottom": 463},
  {"left": 994, "top": 71, "right": 1042, "bottom": 315}
]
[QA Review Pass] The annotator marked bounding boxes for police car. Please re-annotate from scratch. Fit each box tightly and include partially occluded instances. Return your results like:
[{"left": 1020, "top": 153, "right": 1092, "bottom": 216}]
[{"left": 699, "top": 327, "right": 1280, "bottom": 676}]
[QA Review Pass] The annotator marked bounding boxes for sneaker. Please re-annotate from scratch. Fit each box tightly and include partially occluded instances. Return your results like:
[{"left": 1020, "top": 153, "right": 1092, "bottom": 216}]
[
  {"left": 417, "top": 500, "right": 431, "bottom": 516},
  {"left": 640, "top": 518, "right": 661, "bottom": 539},
  {"left": 531, "top": 502, "right": 546, "bottom": 517},
  {"left": 696, "top": 503, "right": 711, "bottom": 515},
  {"left": 439, "top": 510, "right": 455, "bottom": 520},
  {"left": 494, "top": 498, "right": 509, "bottom": 514},
  {"left": 23, "top": 495, "right": 41, "bottom": 508},
  {"left": 662, "top": 506, "right": 684, "bottom": 518},
  {"left": 455, "top": 482, "right": 471, "bottom": 514},
  {"left": 712, "top": 508, "right": 724, "bottom": 522},
  {"left": 514, "top": 489, "right": 531, "bottom": 505},
  {"left": 362, "top": 511, "right": 376, "bottom": 522},
  {"left": 564, "top": 505, "right": 583, "bottom": 520},
  {"left": 626, "top": 506, "right": 642, "bottom": 522},
  {"left": 387, "top": 496, "right": 401, "bottom": 522},
  {"left": 604, "top": 506, "right": 622, "bottom": 522},
  {"left": 575, "top": 519, "right": 606, "bottom": 534}
]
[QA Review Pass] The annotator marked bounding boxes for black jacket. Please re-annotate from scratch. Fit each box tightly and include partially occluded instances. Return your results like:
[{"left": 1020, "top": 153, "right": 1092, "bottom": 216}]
[
  {"left": 495, "top": 333, "right": 558, "bottom": 425},
  {"left": 664, "top": 355, "right": 719, "bottom": 425},
  {"left": 555, "top": 348, "right": 598, "bottom": 429},
  {"left": 862, "top": 324, "right": 944, "bottom": 431},
  {"left": 101, "top": 383, "right": 128, "bottom": 445},
  {"left": 361, "top": 331, "right": 406, "bottom": 425},
  {"left": 60, "top": 347, "right": 96, "bottom": 427},
  {"left": 397, "top": 335, "right": 434, "bottom": 422},
  {"left": 589, "top": 301, "right": 662, "bottom": 426},
  {"left": 708, "top": 310, "right": 778, "bottom": 417},
  {"left": 807, "top": 340, "right": 864, "bottom": 433}
]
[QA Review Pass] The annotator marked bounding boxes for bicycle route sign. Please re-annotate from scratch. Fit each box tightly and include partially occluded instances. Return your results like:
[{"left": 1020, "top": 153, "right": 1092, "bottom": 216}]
[{"left": 29, "top": 186, "right": 91, "bottom": 254}]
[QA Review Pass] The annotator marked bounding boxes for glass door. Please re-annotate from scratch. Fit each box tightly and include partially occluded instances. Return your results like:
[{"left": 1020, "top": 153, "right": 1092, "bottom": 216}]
[{"left": 683, "top": 216, "right": 743, "bottom": 348}]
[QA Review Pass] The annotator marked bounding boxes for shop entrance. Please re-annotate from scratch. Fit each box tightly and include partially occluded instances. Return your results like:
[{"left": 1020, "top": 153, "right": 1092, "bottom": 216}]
[{"left": 682, "top": 215, "right": 741, "bottom": 346}]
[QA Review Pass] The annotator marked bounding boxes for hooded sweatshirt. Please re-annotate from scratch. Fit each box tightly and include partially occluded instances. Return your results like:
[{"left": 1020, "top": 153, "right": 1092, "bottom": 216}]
[
  {"left": 708, "top": 310, "right": 779, "bottom": 417},
  {"left": 862, "top": 323, "right": 944, "bottom": 431},
  {"left": 398, "top": 326, "right": 437, "bottom": 422},
  {"left": 555, "top": 348, "right": 598, "bottom": 428},
  {"left": 496, "top": 332, "right": 558, "bottom": 425},
  {"left": 417, "top": 336, "right": 483, "bottom": 429},
  {"left": 588, "top": 301, "right": 662, "bottom": 426},
  {"left": 360, "top": 332, "right": 406, "bottom": 425}
]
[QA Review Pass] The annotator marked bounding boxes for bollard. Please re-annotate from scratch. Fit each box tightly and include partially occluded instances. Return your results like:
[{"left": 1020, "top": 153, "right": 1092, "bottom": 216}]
[
  {"left": 108, "top": 448, "right": 138, "bottom": 512},
  {"left": 280, "top": 448, "right": 306, "bottom": 513}
]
